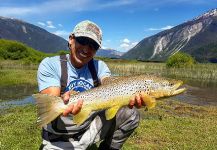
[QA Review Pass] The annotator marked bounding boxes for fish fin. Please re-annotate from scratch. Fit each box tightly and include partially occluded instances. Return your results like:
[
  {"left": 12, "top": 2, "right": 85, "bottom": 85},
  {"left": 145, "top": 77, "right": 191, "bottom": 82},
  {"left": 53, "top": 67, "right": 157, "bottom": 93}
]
[
  {"left": 73, "top": 107, "right": 92, "bottom": 125},
  {"left": 105, "top": 105, "right": 120, "bottom": 120},
  {"left": 140, "top": 93, "right": 156, "bottom": 109},
  {"left": 32, "top": 93, "right": 66, "bottom": 128}
]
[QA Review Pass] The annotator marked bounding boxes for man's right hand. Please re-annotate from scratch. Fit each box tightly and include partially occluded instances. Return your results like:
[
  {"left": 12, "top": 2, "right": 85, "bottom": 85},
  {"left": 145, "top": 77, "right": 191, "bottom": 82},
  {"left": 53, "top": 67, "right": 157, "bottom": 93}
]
[{"left": 62, "top": 91, "right": 83, "bottom": 116}]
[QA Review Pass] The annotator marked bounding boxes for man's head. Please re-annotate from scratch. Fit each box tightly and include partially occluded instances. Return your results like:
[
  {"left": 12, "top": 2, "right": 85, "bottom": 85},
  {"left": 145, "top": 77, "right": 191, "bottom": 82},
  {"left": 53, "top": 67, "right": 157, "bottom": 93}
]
[{"left": 68, "top": 20, "right": 102, "bottom": 68}]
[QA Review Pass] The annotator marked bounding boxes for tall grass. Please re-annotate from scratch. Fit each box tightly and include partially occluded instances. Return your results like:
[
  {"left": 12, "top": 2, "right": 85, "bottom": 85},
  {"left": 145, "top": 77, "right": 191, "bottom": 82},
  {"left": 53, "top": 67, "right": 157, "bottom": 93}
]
[{"left": 107, "top": 62, "right": 217, "bottom": 82}]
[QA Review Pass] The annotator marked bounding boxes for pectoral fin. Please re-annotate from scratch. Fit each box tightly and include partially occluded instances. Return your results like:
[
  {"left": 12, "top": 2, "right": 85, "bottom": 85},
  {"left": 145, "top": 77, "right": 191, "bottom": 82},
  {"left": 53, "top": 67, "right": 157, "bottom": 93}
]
[
  {"left": 105, "top": 105, "right": 120, "bottom": 120},
  {"left": 141, "top": 93, "right": 156, "bottom": 109}
]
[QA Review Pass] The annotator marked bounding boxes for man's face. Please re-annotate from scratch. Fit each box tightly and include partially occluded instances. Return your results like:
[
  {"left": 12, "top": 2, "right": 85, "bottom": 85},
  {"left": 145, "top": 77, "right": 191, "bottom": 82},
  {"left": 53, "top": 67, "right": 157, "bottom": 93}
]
[{"left": 69, "top": 35, "right": 99, "bottom": 68}]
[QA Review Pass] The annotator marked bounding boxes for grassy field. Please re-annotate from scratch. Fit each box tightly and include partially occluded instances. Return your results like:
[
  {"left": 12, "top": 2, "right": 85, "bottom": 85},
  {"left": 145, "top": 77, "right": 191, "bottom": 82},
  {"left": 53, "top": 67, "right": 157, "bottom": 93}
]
[
  {"left": 106, "top": 61, "right": 217, "bottom": 82},
  {"left": 0, "top": 99, "right": 217, "bottom": 150}
]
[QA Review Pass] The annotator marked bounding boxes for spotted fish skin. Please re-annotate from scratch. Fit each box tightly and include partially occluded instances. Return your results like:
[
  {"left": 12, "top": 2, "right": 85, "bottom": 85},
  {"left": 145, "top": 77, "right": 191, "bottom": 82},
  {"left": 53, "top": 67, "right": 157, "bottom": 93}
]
[{"left": 33, "top": 75, "right": 186, "bottom": 127}]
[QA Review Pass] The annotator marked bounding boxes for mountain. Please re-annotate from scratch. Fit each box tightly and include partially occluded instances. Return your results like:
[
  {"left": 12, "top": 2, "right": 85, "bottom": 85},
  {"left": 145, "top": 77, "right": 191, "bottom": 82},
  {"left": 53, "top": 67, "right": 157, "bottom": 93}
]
[
  {"left": 0, "top": 16, "right": 68, "bottom": 53},
  {"left": 96, "top": 48, "right": 124, "bottom": 58},
  {"left": 122, "top": 9, "right": 217, "bottom": 62}
]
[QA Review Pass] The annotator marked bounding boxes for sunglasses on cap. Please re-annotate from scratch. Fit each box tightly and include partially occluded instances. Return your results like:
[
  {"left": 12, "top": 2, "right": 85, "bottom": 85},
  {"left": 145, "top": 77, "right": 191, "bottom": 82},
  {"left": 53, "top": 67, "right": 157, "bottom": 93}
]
[{"left": 75, "top": 37, "right": 100, "bottom": 50}]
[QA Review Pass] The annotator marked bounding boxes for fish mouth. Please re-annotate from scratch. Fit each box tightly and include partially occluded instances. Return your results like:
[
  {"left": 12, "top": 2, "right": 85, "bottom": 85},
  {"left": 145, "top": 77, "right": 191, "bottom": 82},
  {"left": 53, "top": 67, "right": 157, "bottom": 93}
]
[
  {"left": 171, "top": 80, "right": 186, "bottom": 95},
  {"left": 150, "top": 80, "right": 186, "bottom": 98}
]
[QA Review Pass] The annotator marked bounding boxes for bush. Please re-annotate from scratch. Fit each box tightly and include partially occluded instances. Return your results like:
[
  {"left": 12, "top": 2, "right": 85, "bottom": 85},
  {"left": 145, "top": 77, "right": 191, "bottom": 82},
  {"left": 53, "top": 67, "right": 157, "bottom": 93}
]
[
  {"left": 0, "top": 39, "right": 49, "bottom": 64},
  {"left": 166, "top": 52, "right": 196, "bottom": 68}
]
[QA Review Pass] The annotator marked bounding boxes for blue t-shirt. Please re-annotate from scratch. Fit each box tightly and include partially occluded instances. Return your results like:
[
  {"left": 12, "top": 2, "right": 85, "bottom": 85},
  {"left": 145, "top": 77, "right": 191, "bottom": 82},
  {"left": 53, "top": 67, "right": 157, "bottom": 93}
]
[
  {"left": 37, "top": 54, "right": 111, "bottom": 134},
  {"left": 37, "top": 54, "right": 111, "bottom": 93}
]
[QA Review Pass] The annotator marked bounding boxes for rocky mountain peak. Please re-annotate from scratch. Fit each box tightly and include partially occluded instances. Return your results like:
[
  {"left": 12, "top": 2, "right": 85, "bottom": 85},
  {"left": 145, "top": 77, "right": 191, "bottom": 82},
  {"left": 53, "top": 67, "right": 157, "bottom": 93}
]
[{"left": 193, "top": 8, "right": 217, "bottom": 21}]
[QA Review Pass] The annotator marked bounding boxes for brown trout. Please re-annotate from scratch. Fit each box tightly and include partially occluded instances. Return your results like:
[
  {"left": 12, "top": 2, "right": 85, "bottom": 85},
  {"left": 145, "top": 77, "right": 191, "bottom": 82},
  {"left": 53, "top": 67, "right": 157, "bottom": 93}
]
[{"left": 33, "top": 75, "right": 186, "bottom": 127}]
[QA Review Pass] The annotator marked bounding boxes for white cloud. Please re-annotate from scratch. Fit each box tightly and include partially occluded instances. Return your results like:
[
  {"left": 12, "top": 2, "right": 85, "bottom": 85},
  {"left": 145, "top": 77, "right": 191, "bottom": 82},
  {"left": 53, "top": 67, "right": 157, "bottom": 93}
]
[
  {"left": 52, "top": 30, "right": 70, "bottom": 39},
  {"left": 0, "top": 0, "right": 136, "bottom": 17},
  {"left": 58, "top": 24, "right": 63, "bottom": 27},
  {"left": 46, "top": 21, "right": 56, "bottom": 28},
  {"left": 119, "top": 38, "right": 138, "bottom": 51},
  {"left": 147, "top": 25, "right": 174, "bottom": 31},
  {"left": 123, "top": 38, "right": 130, "bottom": 44},
  {"left": 37, "top": 22, "right": 45, "bottom": 26}
]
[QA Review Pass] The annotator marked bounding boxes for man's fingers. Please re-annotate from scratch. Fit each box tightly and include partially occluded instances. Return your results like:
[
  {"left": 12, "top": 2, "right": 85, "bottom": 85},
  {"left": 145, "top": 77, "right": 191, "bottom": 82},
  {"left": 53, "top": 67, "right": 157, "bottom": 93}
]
[
  {"left": 62, "top": 104, "right": 74, "bottom": 116},
  {"left": 71, "top": 99, "right": 83, "bottom": 115},
  {"left": 135, "top": 93, "right": 142, "bottom": 108},
  {"left": 128, "top": 97, "right": 135, "bottom": 109},
  {"left": 62, "top": 91, "right": 70, "bottom": 104}
]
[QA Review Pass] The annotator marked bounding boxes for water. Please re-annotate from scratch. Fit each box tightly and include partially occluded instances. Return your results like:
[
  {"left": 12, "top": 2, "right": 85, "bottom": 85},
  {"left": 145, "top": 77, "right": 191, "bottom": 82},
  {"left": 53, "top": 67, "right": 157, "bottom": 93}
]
[
  {"left": 0, "top": 84, "right": 37, "bottom": 100},
  {"left": 0, "top": 80, "right": 217, "bottom": 108}
]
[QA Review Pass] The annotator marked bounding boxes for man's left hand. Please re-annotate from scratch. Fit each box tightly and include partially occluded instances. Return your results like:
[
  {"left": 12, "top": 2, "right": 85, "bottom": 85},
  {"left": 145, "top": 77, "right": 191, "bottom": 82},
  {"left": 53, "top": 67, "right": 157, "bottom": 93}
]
[{"left": 128, "top": 91, "right": 146, "bottom": 109}]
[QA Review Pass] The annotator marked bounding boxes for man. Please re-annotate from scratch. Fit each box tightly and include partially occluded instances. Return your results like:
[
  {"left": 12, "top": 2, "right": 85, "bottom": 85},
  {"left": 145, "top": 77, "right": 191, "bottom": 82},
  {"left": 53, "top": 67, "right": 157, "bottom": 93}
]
[{"left": 37, "top": 20, "right": 145, "bottom": 150}]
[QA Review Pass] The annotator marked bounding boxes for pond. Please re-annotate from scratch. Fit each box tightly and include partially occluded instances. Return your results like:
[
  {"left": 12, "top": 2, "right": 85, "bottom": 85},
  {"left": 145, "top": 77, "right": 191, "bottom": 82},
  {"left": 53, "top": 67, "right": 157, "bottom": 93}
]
[{"left": 0, "top": 79, "right": 217, "bottom": 108}]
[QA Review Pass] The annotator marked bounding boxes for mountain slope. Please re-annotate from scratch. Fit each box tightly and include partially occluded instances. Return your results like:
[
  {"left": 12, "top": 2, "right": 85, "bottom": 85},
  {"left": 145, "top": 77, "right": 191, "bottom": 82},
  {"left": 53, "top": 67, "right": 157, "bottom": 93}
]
[
  {"left": 96, "top": 49, "right": 124, "bottom": 58},
  {"left": 122, "top": 9, "right": 217, "bottom": 62},
  {"left": 0, "top": 16, "right": 68, "bottom": 53}
]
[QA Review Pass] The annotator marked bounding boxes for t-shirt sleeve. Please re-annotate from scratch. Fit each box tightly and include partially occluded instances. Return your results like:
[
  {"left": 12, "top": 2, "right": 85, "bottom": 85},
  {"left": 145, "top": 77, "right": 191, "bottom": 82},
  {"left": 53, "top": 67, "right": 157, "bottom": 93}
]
[
  {"left": 96, "top": 60, "right": 111, "bottom": 81},
  {"left": 37, "top": 57, "right": 61, "bottom": 92}
]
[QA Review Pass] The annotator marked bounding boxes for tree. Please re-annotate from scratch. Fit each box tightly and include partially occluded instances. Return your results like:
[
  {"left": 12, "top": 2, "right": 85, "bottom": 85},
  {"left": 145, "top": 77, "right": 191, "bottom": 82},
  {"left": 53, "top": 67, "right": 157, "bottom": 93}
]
[{"left": 166, "top": 52, "right": 196, "bottom": 68}]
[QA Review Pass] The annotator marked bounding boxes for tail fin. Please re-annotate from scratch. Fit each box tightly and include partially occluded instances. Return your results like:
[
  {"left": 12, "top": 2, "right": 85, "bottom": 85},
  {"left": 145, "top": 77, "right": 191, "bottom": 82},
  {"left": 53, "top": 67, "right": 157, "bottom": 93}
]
[{"left": 32, "top": 94, "right": 66, "bottom": 128}]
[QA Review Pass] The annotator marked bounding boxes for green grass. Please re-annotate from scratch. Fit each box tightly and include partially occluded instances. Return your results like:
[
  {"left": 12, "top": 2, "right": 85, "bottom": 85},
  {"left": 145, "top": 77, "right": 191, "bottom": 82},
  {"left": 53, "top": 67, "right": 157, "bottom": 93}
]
[
  {"left": 107, "top": 62, "right": 217, "bottom": 82},
  {"left": 1, "top": 100, "right": 217, "bottom": 150},
  {"left": 0, "top": 105, "right": 41, "bottom": 149},
  {"left": 123, "top": 100, "right": 217, "bottom": 150},
  {"left": 0, "top": 69, "right": 37, "bottom": 86}
]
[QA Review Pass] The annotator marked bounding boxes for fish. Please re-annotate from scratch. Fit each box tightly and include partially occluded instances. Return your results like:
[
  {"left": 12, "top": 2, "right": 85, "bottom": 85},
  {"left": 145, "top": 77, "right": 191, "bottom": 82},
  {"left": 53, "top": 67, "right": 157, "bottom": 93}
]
[{"left": 33, "top": 75, "right": 186, "bottom": 127}]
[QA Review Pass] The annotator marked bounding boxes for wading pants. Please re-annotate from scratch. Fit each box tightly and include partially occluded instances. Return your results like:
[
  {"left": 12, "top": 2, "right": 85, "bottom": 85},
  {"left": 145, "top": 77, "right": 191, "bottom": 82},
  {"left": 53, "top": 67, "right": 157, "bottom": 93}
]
[{"left": 40, "top": 106, "right": 140, "bottom": 150}]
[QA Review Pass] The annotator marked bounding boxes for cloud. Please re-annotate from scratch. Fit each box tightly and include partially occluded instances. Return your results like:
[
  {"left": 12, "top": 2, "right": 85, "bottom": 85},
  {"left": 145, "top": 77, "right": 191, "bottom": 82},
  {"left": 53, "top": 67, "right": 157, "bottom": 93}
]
[
  {"left": 123, "top": 38, "right": 130, "bottom": 44},
  {"left": 147, "top": 25, "right": 174, "bottom": 31},
  {"left": 37, "top": 21, "right": 57, "bottom": 29},
  {"left": 46, "top": 21, "right": 56, "bottom": 29},
  {"left": 0, "top": 0, "right": 215, "bottom": 17},
  {"left": 0, "top": 0, "right": 136, "bottom": 17},
  {"left": 58, "top": 24, "right": 63, "bottom": 27},
  {"left": 52, "top": 30, "right": 70, "bottom": 39},
  {"left": 37, "top": 22, "right": 45, "bottom": 26},
  {"left": 119, "top": 38, "right": 138, "bottom": 51}
]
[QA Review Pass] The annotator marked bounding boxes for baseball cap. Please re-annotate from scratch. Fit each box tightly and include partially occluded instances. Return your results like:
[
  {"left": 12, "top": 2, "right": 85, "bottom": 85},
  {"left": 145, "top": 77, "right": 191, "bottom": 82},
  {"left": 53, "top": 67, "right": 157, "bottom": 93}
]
[{"left": 71, "top": 20, "right": 102, "bottom": 48}]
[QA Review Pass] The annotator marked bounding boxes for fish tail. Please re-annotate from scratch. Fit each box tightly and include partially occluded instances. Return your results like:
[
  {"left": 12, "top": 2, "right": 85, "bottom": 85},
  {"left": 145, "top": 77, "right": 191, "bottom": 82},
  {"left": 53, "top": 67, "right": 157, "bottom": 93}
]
[{"left": 32, "top": 94, "right": 66, "bottom": 128}]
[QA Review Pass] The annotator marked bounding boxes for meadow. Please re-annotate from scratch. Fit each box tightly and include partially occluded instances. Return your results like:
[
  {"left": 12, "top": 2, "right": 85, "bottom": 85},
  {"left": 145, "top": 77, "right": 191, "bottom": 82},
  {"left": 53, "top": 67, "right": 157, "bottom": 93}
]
[
  {"left": 0, "top": 59, "right": 217, "bottom": 149},
  {"left": 1, "top": 100, "right": 217, "bottom": 149}
]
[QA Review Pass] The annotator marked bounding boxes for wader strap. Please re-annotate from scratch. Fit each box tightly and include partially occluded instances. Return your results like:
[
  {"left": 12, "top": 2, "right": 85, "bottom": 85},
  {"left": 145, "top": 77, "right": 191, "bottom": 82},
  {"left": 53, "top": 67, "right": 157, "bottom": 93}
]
[
  {"left": 50, "top": 55, "right": 68, "bottom": 133},
  {"left": 60, "top": 55, "right": 68, "bottom": 95},
  {"left": 88, "top": 59, "right": 100, "bottom": 87}
]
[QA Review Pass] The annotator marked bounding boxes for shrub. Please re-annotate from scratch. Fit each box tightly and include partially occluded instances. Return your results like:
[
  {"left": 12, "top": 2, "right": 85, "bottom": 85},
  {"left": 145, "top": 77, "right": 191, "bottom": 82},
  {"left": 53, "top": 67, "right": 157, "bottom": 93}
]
[{"left": 166, "top": 52, "right": 196, "bottom": 68}]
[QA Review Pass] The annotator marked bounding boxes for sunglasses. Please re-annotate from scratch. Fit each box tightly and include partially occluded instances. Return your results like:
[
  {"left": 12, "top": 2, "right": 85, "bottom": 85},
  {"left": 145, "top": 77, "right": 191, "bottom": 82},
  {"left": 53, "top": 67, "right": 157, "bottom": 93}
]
[{"left": 75, "top": 37, "right": 100, "bottom": 50}]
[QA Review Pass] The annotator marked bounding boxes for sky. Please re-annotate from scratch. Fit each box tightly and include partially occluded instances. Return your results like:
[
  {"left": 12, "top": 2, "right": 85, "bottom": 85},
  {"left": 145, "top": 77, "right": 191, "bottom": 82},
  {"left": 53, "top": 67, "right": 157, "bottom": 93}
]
[{"left": 0, "top": 0, "right": 217, "bottom": 52}]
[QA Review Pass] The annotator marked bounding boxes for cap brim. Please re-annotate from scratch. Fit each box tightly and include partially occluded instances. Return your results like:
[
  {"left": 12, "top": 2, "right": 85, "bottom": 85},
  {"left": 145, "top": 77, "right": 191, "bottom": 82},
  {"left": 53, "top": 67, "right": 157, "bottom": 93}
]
[{"left": 73, "top": 32, "right": 101, "bottom": 48}]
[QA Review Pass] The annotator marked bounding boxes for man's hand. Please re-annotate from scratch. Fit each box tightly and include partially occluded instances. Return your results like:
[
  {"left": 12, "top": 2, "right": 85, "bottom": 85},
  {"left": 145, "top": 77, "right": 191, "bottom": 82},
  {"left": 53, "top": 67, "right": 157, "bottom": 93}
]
[
  {"left": 129, "top": 91, "right": 146, "bottom": 109},
  {"left": 62, "top": 91, "right": 83, "bottom": 116}
]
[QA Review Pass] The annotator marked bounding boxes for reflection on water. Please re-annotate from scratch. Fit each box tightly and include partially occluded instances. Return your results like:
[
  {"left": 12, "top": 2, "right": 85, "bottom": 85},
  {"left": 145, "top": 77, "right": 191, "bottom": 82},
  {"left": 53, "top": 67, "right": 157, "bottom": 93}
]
[
  {"left": 175, "top": 84, "right": 217, "bottom": 106},
  {"left": 173, "top": 79, "right": 217, "bottom": 106},
  {"left": 0, "top": 96, "right": 35, "bottom": 109},
  {"left": 0, "top": 84, "right": 37, "bottom": 100}
]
